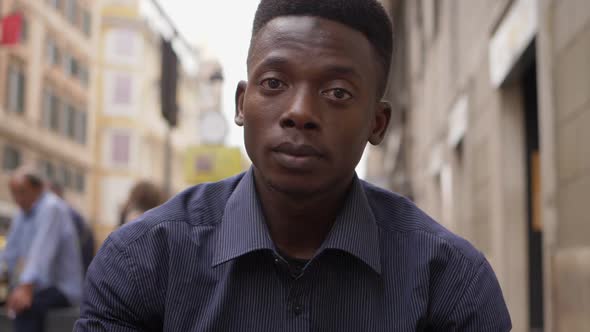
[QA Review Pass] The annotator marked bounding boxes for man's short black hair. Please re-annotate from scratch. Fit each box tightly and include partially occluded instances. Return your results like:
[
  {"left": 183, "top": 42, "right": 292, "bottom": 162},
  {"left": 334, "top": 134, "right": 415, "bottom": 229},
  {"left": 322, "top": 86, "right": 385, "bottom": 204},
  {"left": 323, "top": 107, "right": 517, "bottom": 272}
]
[
  {"left": 251, "top": 0, "right": 393, "bottom": 96},
  {"left": 25, "top": 174, "right": 44, "bottom": 189}
]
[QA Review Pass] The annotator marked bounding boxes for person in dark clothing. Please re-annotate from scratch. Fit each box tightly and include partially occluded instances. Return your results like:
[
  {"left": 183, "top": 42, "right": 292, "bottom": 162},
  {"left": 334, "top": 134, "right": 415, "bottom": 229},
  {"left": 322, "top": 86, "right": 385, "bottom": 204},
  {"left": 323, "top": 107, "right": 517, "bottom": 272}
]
[
  {"left": 49, "top": 182, "right": 95, "bottom": 275},
  {"left": 75, "top": 1, "right": 511, "bottom": 331}
]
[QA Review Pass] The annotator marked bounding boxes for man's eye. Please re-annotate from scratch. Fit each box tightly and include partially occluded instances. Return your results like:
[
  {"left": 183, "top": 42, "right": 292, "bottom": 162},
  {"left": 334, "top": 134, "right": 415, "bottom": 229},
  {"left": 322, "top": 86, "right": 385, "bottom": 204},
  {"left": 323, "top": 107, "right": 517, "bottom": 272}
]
[
  {"left": 322, "top": 88, "right": 353, "bottom": 101},
  {"left": 260, "top": 78, "right": 286, "bottom": 90}
]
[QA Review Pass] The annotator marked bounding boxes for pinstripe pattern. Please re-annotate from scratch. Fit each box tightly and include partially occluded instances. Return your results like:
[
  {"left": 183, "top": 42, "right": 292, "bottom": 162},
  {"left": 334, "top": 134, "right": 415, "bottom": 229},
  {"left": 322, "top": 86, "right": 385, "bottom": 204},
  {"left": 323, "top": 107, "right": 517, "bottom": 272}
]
[{"left": 75, "top": 168, "right": 511, "bottom": 331}]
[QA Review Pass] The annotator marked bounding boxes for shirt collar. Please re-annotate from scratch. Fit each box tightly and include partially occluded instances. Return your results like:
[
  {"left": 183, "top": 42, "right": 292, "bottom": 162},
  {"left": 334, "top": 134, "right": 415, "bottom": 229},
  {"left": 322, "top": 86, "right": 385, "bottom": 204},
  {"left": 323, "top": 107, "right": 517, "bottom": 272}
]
[
  {"left": 212, "top": 168, "right": 381, "bottom": 275},
  {"left": 319, "top": 175, "right": 381, "bottom": 275},
  {"left": 212, "top": 168, "right": 275, "bottom": 267}
]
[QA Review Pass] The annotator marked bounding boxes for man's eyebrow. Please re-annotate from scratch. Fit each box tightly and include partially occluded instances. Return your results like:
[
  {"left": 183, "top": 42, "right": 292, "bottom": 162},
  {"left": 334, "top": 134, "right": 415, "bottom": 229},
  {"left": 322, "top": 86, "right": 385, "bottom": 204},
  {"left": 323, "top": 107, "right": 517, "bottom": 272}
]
[
  {"left": 256, "top": 56, "right": 290, "bottom": 69},
  {"left": 322, "top": 64, "right": 362, "bottom": 80},
  {"left": 254, "top": 56, "right": 363, "bottom": 82}
]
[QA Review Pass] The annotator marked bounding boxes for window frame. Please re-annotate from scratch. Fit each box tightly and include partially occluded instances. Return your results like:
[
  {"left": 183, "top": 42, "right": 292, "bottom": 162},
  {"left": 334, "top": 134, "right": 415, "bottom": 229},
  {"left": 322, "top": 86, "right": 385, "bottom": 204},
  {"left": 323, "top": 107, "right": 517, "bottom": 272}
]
[
  {"left": 5, "top": 62, "right": 27, "bottom": 114},
  {"left": 2, "top": 145, "right": 22, "bottom": 171}
]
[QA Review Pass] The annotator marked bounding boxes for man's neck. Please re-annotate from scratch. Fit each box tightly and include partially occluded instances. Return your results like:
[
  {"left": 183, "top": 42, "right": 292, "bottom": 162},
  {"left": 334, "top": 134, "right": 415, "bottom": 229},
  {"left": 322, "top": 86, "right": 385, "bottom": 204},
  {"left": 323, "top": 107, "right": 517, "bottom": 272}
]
[
  {"left": 253, "top": 170, "right": 353, "bottom": 260},
  {"left": 24, "top": 191, "right": 44, "bottom": 216}
]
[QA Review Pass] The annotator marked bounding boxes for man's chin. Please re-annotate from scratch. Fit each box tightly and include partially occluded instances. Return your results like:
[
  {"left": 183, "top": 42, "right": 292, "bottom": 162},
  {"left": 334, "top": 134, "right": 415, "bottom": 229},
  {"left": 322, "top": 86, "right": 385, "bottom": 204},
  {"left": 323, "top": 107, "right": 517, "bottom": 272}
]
[
  {"left": 253, "top": 164, "right": 339, "bottom": 198},
  {"left": 263, "top": 173, "right": 327, "bottom": 198},
  {"left": 268, "top": 178, "right": 318, "bottom": 196}
]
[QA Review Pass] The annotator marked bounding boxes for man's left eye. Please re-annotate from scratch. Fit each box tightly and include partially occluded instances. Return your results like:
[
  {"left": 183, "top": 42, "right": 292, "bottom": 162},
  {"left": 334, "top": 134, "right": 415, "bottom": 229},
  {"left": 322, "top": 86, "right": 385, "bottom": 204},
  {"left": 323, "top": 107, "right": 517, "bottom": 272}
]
[{"left": 322, "top": 88, "right": 353, "bottom": 101}]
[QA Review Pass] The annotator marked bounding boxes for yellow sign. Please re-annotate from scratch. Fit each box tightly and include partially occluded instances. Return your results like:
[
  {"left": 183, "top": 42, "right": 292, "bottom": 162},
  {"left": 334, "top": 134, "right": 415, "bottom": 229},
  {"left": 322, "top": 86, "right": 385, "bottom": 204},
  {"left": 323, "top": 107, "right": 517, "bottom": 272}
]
[
  {"left": 102, "top": 0, "right": 140, "bottom": 18},
  {"left": 184, "top": 146, "right": 244, "bottom": 184}
]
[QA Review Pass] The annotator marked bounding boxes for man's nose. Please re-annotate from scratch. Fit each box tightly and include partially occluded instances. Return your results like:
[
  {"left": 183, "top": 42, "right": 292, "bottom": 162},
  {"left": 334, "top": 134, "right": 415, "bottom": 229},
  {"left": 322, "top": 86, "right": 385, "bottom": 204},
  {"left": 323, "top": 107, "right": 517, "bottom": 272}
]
[{"left": 279, "top": 88, "right": 320, "bottom": 130}]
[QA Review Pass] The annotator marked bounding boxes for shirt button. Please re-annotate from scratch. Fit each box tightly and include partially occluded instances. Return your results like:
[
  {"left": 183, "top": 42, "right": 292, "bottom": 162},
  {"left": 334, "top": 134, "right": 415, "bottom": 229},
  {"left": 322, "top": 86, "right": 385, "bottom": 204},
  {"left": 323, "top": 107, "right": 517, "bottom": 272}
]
[{"left": 293, "top": 303, "right": 303, "bottom": 315}]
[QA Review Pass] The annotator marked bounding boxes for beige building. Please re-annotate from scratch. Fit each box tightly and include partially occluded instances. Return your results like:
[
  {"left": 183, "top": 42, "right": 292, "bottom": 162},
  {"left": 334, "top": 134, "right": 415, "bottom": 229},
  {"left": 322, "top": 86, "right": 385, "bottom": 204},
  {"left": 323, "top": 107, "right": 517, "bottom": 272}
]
[
  {"left": 0, "top": 0, "right": 100, "bottom": 234},
  {"left": 371, "top": 0, "right": 590, "bottom": 331},
  {"left": 0, "top": 0, "right": 223, "bottom": 246},
  {"left": 92, "top": 0, "right": 222, "bottom": 242}
]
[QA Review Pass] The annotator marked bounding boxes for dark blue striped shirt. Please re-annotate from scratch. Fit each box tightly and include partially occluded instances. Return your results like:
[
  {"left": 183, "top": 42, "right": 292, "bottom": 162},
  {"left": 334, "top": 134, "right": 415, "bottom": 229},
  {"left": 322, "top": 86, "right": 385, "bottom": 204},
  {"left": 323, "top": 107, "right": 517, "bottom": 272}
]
[{"left": 75, "top": 168, "right": 511, "bottom": 331}]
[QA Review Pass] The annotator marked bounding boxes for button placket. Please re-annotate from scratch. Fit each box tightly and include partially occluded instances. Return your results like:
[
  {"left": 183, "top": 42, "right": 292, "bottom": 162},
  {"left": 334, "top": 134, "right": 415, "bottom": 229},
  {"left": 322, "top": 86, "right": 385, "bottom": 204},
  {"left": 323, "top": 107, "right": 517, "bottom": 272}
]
[
  {"left": 287, "top": 276, "right": 311, "bottom": 317},
  {"left": 284, "top": 260, "right": 316, "bottom": 331},
  {"left": 292, "top": 302, "right": 304, "bottom": 316}
]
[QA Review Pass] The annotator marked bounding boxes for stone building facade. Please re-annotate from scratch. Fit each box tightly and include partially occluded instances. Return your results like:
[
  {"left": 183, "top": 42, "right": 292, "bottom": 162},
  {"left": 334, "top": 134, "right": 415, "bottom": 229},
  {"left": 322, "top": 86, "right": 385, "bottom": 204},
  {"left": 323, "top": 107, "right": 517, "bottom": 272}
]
[
  {"left": 371, "top": 0, "right": 590, "bottom": 331},
  {"left": 0, "top": 0, "right": 100, "bottom": 233}
]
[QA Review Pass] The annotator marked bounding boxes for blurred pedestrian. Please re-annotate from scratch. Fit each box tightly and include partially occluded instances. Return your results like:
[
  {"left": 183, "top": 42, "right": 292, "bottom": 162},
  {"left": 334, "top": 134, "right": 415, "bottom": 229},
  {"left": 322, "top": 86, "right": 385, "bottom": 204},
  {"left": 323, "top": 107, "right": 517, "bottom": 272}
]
[
  {"left": 118, "top": 181, "right": 164, "bottom": 225},
  {"left": 1, "top": 167, "right": 82, "bottom": 332},
  {"left": 49, "top": 181, "right": 95, "bottom": 276},
  {"left": 76, "top": 0, "right": 511, "bottom": 330}
]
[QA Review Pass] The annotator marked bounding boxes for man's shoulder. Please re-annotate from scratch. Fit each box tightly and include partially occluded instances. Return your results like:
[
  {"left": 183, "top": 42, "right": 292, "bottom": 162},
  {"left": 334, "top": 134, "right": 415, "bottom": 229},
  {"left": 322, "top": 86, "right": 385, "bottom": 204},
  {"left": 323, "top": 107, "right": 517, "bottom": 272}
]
[
  {"left": 360, "top": 183, "right": 509, "bottom": 329},
  {"left": 361, "top": 181, "right": 483, "bottom": 265},
  {"left": 109, "top": 172, "right": 246, "bottom": 248},
  {"left": 41, "top": 192, "right": 71, "bottom": 216}
]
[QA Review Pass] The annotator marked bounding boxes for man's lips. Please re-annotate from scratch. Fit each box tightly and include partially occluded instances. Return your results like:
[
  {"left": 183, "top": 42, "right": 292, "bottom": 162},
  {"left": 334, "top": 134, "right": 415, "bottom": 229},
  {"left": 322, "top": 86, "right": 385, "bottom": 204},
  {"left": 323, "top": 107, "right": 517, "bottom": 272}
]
[
  {"left": 271, "top": 142, "right": 323, "bottom": 158},
  {"left": 270, "top": 142, "right": 325, "bottom": 170}
]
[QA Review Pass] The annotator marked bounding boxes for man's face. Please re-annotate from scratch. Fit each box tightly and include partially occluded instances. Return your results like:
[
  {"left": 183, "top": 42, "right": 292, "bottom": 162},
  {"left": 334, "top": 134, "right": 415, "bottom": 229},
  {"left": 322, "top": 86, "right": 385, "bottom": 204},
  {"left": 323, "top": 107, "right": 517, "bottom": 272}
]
[
  {"left": 9, "top": 177, "right": 40, "bottom": 213},
  {"left": 236, "top": 16, "right": 390, "bottom": 196}
]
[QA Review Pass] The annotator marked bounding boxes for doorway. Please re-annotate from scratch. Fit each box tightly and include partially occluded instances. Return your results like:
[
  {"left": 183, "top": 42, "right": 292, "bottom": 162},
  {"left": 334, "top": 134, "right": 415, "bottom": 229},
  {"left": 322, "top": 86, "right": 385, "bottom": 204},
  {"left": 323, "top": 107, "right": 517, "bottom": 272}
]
[{"left": 521, "top": 45, "right": 544, "bottom": 332}]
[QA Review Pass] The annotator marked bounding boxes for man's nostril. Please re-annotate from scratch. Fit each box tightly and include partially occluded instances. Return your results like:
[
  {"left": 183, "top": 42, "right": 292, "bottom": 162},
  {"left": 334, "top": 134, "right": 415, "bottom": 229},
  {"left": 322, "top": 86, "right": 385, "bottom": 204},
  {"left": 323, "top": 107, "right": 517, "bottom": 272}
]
[
  {"left": 304, "top": 123, "right": 317, "bottom": 130},
  {"left": 282, "top": 119, "right": 296, "bottom": 128}
]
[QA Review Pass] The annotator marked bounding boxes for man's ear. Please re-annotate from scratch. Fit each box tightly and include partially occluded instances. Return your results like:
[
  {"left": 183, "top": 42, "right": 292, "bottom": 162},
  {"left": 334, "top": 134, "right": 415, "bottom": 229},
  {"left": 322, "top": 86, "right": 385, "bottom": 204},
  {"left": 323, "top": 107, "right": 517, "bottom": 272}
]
[
  {"left": 368, "top": 101, "right": 392, "bottom": 145},
  {"left": 235, "top": 81, "right": 247, "bottom": 127}
]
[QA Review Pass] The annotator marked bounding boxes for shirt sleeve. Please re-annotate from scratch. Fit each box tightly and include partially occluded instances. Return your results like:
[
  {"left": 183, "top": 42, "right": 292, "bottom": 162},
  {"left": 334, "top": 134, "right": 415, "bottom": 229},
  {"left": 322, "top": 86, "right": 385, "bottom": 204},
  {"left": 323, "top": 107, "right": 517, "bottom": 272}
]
[
  {"left": 74, "top": 237, "right": 150, "bottom": 331},
  {"left": 19, "top": 204, "right": 64, "bottom": 286},
  {"left": 0, "top": 215, "right": 21, "bottom": 272},
  {"left": 441, "top": 259, "right": 512, "bottom": 331}
]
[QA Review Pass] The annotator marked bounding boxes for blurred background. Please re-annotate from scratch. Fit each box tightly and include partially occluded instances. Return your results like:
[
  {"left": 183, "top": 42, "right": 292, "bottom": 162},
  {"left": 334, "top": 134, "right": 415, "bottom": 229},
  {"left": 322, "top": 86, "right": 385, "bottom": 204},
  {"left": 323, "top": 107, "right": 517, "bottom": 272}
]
[{"left": 0, "top": 0, "right": 588, "bottom": 331}]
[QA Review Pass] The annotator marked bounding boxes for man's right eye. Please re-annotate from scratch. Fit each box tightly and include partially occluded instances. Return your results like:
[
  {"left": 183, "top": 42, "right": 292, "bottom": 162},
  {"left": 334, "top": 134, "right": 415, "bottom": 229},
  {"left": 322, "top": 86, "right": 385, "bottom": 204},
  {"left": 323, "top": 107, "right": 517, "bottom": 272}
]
[{"left": 260, "top": 78, "right": 286, "bottom": 90}]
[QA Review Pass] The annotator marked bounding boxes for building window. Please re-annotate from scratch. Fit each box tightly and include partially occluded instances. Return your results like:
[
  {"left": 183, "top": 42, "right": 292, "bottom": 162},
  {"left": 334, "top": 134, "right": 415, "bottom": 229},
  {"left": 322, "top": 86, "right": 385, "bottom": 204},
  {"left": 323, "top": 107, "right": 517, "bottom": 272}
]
[
  {"left": 79, "top": 65, "right": 89, "bottom": 87},
  {"left": 19, "top": 16, "right": 28, "bottom": 44},
  {"left": 113, "top": 74, "right": 132, "bottom": 105},
  {"left": 6, "top": 63, "right": 26, "bottom": 114},
  {"left": 111, "top": 132, "right": 131, "bottom": 165},
  {"left": 75, "top": 110, "right": 87, "bottom": 144},
  {"left": 39, "top": 159, "right": 55, "bottom": 181},
  {"left": 82, "top": 10, "right": 91, "bottom": 36},
  {"left": 115, "top": 29, "right": 136, "bottom": 57},
  {"left": 42, "top": 89, "right": 52, "bottom": 128},
  {"left": 105, "top": 28, "right": 142, "bottom": 65},
  {"left": 45, "top": 92, "right": 61, "bottom": 132},
  {"left": 62, "top": 53, "right": 69, "bottom": 74},
  {"left": 46, "top": 38, "right": 61, "bottom": 66},
  {"left": 104, "top": 71, "right": 138, "bottom": 116},
  {"left": 433, "top": 0, "right": 440, "bottom": 39},
  {"left": 62, "top": 52, "right": 89, "bottom": 85},
  {"left": 48, "top": 0, "right": 62, "bottom": 11},
  {"left": 63, "top": 54, "right": 79, "bottom": 78},
  {"left": 2, "top": 146, "right": 21, "bottom": 171},
  {"left": 74, "top": 170, "right": 85, "bottom": 192},
  {"left": 63, "top": 104, "right": 77, "bottom": 139},
  {"left": 60, "top": 165, "right": 72, "bottom": 188},
  {"left": 42, "top": 87, "right": 86, "bottom": 144},
  {"left": 65, "top": 0, "right": 78, "bottom": 25},
  {"left": 72, "top": 62, "right": 81, "bottom": 83}
]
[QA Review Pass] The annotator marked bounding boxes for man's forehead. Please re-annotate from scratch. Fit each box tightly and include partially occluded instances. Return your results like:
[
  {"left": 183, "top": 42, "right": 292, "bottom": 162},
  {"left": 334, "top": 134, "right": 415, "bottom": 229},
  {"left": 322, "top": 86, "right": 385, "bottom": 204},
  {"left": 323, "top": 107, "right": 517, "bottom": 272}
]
[
  {"left": 253, "top": 16, "right": 366, "bottom": 45},
  {"left": 248, "top": 16, "right": 373, "bottom": 66},
  {"left": 9, "top": 176, "right": 24, "bottom": 188},
  {"left": 10, "top": 173, "right": 33, "bottom": 188},
  {"left": 265, "top": 15, "right": 320, "bottom": 31}
]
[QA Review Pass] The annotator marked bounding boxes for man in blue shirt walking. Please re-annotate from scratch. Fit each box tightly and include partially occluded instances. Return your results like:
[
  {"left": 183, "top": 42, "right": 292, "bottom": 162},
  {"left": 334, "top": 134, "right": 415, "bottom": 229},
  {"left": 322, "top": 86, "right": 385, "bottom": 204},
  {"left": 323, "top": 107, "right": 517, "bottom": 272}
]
[
  {"left": 1, "top": 168, "right": 83, "bottom": 332},
  {"left": 76, "top": 0, "right": 512, "bottom": 330}
]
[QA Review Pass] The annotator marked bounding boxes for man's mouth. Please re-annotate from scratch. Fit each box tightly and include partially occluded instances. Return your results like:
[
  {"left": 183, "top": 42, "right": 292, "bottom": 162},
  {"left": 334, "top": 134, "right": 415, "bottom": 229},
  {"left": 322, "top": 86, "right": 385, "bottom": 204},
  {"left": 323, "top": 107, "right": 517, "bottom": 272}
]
[
  {"left": 271, "top": 142, "right": 323, "bottom": 158},
  {"left": 271, "top": 142, "right": 324, "bottom": 170}
]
